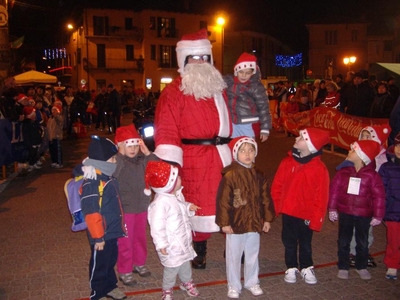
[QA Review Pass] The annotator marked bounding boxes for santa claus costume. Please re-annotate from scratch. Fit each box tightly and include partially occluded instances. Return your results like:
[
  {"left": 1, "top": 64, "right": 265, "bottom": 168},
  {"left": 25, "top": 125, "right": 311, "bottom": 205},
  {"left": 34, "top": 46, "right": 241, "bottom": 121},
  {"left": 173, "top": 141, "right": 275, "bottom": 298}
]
[{"left": 154, "top": 28, "right": 232, "bottom": 269}]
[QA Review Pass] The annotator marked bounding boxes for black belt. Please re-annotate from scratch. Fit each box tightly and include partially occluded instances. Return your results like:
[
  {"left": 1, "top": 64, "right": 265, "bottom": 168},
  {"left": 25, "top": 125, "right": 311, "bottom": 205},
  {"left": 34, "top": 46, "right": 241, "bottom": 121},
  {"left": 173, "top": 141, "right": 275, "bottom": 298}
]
[{"left": 181, "top": 137, "right": 232, "bottom": 146}]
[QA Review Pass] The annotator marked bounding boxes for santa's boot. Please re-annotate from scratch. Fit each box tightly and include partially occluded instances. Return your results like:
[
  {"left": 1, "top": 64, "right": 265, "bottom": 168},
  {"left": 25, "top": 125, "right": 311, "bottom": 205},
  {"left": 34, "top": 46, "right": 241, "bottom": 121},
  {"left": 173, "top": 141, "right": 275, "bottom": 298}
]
[{"left": 192, "top": 241, "right": 207, "bottom": 269}]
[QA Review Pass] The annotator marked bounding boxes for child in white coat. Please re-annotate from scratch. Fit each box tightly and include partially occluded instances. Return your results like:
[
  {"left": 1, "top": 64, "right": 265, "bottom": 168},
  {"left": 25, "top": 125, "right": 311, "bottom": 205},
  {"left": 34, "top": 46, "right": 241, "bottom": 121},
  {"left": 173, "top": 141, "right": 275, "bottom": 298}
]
[{"left": 146, "top": 161, "right": 200, "bottom": 300}]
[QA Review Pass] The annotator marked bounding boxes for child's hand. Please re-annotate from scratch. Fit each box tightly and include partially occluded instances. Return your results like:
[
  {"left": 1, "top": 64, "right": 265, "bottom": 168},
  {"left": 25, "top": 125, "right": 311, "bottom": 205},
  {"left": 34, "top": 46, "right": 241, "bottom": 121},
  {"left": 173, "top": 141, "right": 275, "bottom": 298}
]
[
  {"left": 260, "top": 133, "right": 269, "bottom": 142},
  {"left": 189, "top": 204, "right": 200, "bottom": 211},
  {"left": 139, "top": 141, "right": 151, "bottom": 156},
  {"left": 94, "top": 241, "right": 105, "bottom": 251},
  {"left": 160, "top": 248, "right": 168, "bottom": 255},
  {"left": 329, "top": 211, "right": 338, "bottom": 222},
  {"left": 222, "top": 225, "right": 234, "bottom": 234},
  {"left": 263, "top": 222, "right": 271, "bottom": 233}
]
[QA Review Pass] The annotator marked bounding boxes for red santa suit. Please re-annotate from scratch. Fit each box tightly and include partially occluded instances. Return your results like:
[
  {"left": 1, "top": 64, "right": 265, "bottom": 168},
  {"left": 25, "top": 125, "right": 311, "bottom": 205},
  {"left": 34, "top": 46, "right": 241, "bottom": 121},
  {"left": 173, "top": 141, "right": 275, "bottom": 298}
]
[{"left": 154, "top": 29, "right": 232, "bottom": 238}]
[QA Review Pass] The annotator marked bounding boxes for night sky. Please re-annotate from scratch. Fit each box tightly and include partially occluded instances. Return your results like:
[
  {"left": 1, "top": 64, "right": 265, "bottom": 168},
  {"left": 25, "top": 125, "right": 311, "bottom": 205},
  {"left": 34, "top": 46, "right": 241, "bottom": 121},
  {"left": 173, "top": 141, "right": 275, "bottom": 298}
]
[{"left": 7, "top": 0, "right": 400, "bottom": 71}]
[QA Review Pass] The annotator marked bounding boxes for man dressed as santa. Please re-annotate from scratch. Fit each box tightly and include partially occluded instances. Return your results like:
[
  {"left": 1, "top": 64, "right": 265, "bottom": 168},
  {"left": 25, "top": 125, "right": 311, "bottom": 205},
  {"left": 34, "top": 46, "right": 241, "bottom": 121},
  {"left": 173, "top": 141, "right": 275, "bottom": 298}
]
[{"left": 153, "top": 28, "right": 232, "bottom": 269}]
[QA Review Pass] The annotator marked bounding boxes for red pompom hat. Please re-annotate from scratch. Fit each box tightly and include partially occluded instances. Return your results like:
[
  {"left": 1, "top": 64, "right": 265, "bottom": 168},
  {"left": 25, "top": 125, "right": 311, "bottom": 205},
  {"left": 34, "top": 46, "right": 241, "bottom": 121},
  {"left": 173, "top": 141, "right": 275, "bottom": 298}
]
[
  {"left": 351, "top": 140, "right": 381, "bottom": 165},
  {"left": 358, "top": 124, "right": 390, "bottom": 146},
  {"left": 228, "top": 136, "right": 258, "bottom": 162},
  {"left": 176, "top": 28, "right": 213, "bottom": 76},
  {"left": 144, "top": 161, "right": 179, "bottom": 196},
  {"left": 299, "top": 127, "right": 330, "bottom": 154},
  {"left": 234, "top": 53, "right": 257, "bottom": 76},
  {"left": 115, "top": 124, "right": 142, "bottom": 146}
]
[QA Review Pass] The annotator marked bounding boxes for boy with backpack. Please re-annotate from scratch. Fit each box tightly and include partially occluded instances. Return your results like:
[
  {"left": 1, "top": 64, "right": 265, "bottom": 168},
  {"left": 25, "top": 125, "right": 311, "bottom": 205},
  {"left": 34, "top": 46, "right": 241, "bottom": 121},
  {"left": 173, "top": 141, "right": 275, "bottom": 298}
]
[{"left": 75, "top": 135, "right": 127, "bottom": 300}]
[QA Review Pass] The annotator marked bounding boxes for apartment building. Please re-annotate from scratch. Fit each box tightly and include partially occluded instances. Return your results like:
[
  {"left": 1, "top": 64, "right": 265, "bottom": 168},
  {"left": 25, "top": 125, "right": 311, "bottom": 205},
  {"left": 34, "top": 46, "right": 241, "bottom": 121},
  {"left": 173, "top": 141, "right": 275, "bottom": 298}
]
[
  {"left": 63, "top": 8, "right": 222, "bottom": 92},
  {"left": 306, "top": 16, "right": 400, "bottom": 80}
]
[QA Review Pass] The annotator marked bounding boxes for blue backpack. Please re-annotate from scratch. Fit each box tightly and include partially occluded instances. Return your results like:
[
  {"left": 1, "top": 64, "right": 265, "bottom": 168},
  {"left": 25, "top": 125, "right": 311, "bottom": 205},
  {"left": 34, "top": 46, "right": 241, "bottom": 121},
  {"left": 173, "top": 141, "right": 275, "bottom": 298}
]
[{"left": 64, "top": 176, "right": 104, "bottom": 232}]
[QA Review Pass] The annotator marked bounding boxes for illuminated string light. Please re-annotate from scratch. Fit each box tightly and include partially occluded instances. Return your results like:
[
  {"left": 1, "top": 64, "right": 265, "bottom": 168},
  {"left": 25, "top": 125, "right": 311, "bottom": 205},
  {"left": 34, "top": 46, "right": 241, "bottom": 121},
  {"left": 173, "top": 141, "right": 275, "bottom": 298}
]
[{"left": 275, "top": 53, "right": 302, "bottom": 67}]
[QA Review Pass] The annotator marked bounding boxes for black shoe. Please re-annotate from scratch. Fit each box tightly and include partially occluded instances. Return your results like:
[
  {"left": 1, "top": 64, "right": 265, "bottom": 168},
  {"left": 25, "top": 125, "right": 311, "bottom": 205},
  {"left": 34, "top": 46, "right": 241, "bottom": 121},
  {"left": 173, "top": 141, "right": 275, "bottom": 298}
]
[
  {"left": 192, "top": 256, "right": 206, "bottom": 269},
  {"left": 368, "top": 255, "right": 377, "bottom": 268},
  {"left": 349, "top": 254, "right": 356, "bottom": 268}
]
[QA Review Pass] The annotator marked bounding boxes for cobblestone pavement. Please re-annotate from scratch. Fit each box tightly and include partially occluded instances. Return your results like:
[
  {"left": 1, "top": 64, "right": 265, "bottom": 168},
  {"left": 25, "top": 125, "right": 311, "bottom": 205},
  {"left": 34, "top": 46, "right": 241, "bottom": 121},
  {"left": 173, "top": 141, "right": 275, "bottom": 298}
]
[{"left": 0, "top": 119, "right": 399, "bottom": 300}]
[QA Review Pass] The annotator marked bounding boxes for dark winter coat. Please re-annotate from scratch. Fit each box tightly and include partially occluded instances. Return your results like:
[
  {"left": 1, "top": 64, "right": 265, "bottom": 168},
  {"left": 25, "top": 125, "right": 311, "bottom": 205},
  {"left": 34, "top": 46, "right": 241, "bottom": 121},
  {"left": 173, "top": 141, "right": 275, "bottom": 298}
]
[
  {"left": 22, "top": 119, "right": 42, "bottom": 146},
  {"left": 329, "top": 162, "right": 385, "bottom": 219},
  {"left": 215, "top": 161, "right": 274, "bottom": 234},
  {"left": 340, "top": 81, "right": 375, "bottom": 117},
  {"left": 379, "top": 149, "right": 400, "bottom": 222},
  {"left": 224, "top": 74, "right": 272, "bottom": 134},
  {"left": 369, "top": 92, "right": 395, "bottom": 118}
]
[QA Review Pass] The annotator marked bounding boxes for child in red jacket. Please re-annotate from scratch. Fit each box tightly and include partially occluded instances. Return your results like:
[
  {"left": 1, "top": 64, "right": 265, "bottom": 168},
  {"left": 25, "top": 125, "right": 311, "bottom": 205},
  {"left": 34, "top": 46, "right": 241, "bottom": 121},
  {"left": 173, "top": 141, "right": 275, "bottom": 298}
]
[{"left": 271, "top": 127, "right": 330, "bottom": 285}]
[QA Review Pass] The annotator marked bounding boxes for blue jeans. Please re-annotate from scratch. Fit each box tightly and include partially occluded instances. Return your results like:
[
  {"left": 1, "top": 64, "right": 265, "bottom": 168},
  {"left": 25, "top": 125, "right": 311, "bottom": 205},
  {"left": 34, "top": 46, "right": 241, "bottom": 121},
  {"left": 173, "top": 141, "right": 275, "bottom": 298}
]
[
  {"left": 337, "top": 213, "right": 371, "bottom": 270},
  {"left": 281, "top": 214, "right": 314, "bottom": 269}
]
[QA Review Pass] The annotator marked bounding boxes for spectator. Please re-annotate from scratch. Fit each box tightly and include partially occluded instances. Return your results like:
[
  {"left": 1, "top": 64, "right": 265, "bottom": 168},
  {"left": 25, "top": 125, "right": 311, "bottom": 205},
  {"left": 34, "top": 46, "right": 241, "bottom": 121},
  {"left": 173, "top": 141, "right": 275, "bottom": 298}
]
[
  {"left": 369, "top": 81, "right": 395, "bottom": 118},
  {"left": 311, "top": 79, "right": 321, "bottom": 106},
  {"left": 389, "top": 95, "right": 400, "bottom": 146},
  {"left": 295, "top": 82, "right": 312, "bottom": 111},
  {"left": 315, "top": 80, "right": 327, "bottom": 107},
  {"left": 388, "top": 76, "right": 399, "bottom": 102},
  {"left": 335, "top": 74, "right": 345, "bottom": 90},
  {"left": 340, "top": 71, "right": 375, "bottom": 117},
  {"left": 107, "top": 84, "right": 122, "bottom": 133},
  {"left": 320, "top": 81, "right": 340, "bottom": 109}
]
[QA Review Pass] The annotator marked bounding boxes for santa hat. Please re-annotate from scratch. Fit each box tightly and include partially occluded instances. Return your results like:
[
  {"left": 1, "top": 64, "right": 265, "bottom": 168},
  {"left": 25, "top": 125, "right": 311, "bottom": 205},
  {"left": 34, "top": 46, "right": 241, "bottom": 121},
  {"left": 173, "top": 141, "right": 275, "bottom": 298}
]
[
  {"left": 17, "top": 94, "right": 28, "bottom": 103},
  {"left": 351, "top": 140, "right": 381, "bottom": 165},
  {"left": 299, "top": 127, "right": 330, "bottom": 154},
  {"left": 234, "top": 53, "right": 257, "bottom": 76},
  {"left": 115, "top": 124, "right": 142, "bottom": 146},
  {"left": 228, "top": 136, "right": 258, "bottom": 162},
  {"left": 144, "top": 161, "right": 179, "bottom": 196},
  {"left": 176, "top": 28, "right": 213, "bottom": 76},
  {"left": 51, "top": 106, "right": 61, "bottom": 114},
  {"left": 23, "top": 106, "right": 36, "bottom": 119},
  {"left": 358, "top": 125, "right": 390, "bottom": 145}
]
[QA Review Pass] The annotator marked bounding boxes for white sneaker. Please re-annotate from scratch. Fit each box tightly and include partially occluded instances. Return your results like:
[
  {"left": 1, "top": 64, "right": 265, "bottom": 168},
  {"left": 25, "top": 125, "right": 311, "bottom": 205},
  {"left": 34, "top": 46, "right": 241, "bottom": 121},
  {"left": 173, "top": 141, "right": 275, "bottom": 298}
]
[
  {"left": 301, "top": 266, "right": 317, "bottom": 284},
  {"left": 246, "top": 284, "right": 263, "bottom": 296},
  {"left": 51, "top": 163, "right": 57, "bottom": 168},
  {"left": 33, "top": 164, "right": 41, "bottom": 169},
  {"left": 284, "top": 267, "right": 299, "bottom": 283},
  {"left": 35, "top": 160, "right": 43, "bottom": 166},
  {"left": 227, "top": 287, "right": 239, "bottom": 299}
]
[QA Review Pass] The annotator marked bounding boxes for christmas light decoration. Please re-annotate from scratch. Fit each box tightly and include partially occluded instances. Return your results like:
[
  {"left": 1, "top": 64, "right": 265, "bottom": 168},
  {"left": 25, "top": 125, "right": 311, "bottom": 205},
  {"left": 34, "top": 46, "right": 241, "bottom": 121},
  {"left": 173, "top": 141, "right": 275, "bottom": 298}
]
[{"left": 275, "top": 53, "right": 302, "bottom": 67}]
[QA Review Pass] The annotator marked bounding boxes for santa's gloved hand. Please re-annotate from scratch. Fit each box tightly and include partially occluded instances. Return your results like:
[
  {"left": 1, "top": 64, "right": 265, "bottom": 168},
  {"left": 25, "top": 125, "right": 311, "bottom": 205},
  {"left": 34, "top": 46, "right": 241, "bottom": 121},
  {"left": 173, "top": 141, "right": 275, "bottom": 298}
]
[
  {"left": 370, "top": 218, "right": 381, "bottom": 227},
  {"left": 329, "top": 210, "right": 338, "bottom": 222}
]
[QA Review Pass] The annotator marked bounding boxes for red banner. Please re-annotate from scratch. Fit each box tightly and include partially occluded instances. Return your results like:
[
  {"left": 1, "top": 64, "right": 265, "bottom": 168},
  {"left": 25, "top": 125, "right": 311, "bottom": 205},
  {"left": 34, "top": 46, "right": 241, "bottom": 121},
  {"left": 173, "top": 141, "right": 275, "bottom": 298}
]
[{"left": 278, "top": 106, "right": 388, "bottom": 150}]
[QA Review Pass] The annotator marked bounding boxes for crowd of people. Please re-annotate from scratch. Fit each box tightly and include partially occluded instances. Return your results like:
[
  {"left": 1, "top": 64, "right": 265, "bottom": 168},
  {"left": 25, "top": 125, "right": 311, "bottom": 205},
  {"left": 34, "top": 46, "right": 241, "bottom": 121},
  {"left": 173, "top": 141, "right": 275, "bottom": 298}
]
[
  {"left": 0, "top": 78, "right": 158, "bottom": 172},
  {"left": 1, "top": 27, "right": 400, "bottom": 300}
]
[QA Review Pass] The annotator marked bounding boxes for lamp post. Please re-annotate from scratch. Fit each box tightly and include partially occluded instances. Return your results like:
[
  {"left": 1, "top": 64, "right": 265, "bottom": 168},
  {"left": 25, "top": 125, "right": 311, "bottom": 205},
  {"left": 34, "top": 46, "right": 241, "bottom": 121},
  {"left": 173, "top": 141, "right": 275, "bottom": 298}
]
[
  {"left": 343, "top": 56, "right": 356, "bottom": 72},
  {"left": 216, "top": 16, "right": 225, "bottom": 74}
]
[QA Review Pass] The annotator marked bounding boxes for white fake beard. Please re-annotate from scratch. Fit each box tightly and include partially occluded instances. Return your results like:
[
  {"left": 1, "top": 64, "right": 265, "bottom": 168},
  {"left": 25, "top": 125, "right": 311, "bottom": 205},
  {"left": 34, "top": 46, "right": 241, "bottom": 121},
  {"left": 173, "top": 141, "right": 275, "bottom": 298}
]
[{"left": 180, "top": 63, "right": 227, "bottom": 100}]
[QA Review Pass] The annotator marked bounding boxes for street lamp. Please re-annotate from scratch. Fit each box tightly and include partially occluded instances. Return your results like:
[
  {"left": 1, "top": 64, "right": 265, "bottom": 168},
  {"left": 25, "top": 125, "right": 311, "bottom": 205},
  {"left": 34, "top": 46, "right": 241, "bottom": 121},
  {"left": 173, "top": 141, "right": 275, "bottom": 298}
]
[
  {"left": 216, "top": 16, "right": 225, "bottom": 74},
  {"left": 343, "top": 56, "right": 356, "bottom": 71}
]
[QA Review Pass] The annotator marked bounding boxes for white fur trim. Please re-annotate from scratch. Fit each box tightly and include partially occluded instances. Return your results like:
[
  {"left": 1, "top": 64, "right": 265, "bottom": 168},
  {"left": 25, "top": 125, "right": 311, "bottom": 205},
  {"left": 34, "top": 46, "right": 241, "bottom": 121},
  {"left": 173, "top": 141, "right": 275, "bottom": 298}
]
[
  {"left": 217, "top": 144, "right": 232, "bottom": 167},
  {"left": 123, "top": 138, "right": 141, "bottom": 146},
  {"left": 189, "top": 215, "right": 220, "bottom": 233},
  {"left": 234, "top": 62, "right": 257, "bottom": 76},
  {"left": 153, "top": 144, "right": 184, "bottom": 167},
  {"left": 353, "top": 143, "right": 371, "bottom": 165},
  {"left": 300, "top": 129, "right": 317, "bottom": 154},
  {"left": 176, "top": 39, "right": 213, "bottom": 76},
  {"left": 151, "top": 165, "right": 179, "bottom": 194},
  {"left": 214, "top": 93, "right": 230, "bottom": 137}
]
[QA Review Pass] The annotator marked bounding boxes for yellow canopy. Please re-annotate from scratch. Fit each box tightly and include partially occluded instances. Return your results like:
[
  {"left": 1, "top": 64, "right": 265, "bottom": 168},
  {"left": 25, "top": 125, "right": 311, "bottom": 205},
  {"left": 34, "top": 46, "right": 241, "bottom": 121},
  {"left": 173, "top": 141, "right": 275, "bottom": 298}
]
[{"left": 14, "top": 70, "right": 57, "bottom": 85}]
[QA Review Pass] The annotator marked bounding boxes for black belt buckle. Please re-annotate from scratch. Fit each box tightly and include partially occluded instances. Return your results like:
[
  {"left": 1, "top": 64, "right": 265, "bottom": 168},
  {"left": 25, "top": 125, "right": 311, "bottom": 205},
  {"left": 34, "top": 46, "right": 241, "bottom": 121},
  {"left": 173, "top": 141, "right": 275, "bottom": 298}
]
[
  {"left": 215, "top": 137, "right": 231, "bottom": 145},
  {"left": 215, "top": 136, "right": 221, "bottom": 145}
]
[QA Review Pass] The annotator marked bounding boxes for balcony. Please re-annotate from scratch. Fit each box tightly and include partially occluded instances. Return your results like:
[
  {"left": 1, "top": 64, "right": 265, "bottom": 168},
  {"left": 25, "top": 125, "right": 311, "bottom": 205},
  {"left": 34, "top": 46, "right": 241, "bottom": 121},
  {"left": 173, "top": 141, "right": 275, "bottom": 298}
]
[
  {"left": 83, "top": 57, "right": 144, "bottom": 73},
  {"left": 86, "top": 27, "right": 144, "bottom": 42}
]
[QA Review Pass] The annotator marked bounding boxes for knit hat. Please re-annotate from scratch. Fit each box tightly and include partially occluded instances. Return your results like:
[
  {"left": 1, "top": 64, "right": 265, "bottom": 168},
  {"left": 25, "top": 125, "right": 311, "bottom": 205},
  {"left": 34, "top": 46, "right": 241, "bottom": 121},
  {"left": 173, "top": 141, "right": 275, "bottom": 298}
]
[
  {"left": 23, "top": 106, "right": 36, "bottom": 119},
  {"left": 299, "top": 127, "right": 330, "bottom": 154},
  {"left": 351, "top": 140, "right": 381, "bottom": 165},
  {"left": 176, "top": 28, "right": 213, "bottom": 76},
  {"left": 144, "top": 161, "right": 179, "bottom": 196},
  {"left": 358, "top": 125, "right": 390, "bottom": 145},
  {"left": 88, "top": 135, "right": 118, "bottom": 161},
  {"left": 115, "top": 124, "right": 142, "bottom": 146},
  {"left": 228, "top": 136, "right": 258, "bottom": 162},
  {"left": 353, "top": 72, "right": 363, "bottom": 79},
  {"left": 234, "top": 53, "right": 257, "bottom": 76}
]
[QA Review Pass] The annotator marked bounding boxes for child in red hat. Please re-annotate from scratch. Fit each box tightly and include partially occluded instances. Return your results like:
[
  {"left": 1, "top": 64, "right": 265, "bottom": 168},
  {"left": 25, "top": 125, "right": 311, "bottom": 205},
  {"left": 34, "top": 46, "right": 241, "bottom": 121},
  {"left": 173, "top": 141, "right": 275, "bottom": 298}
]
[
  {"left": 146, "top": 161, "right": 200, "bottom": 300},
  {"left": 271, "top": 127, "right": 330, "bottom": 285},
  {"left": 21, "top": 106, "right": 43, "bottom": 171},
  {"left": 224, "top": 52, "right": 272, "bottom": 142},
  {"left": 216, "top": 136, "right": 274, "bottom": 298},
  {"left": 113, "top": 124, "right": 158, "bottom": 285},
  {"left": 379, "top": 132, "right": 400, "bottom": 280},
  {"left": 329, "top": 140, "right": 385, "bottom": 280}
]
